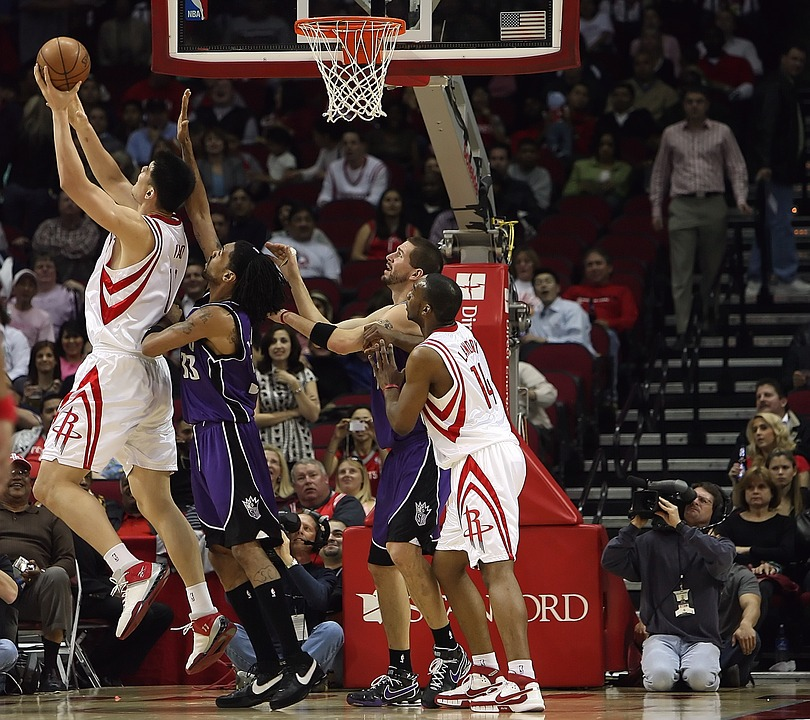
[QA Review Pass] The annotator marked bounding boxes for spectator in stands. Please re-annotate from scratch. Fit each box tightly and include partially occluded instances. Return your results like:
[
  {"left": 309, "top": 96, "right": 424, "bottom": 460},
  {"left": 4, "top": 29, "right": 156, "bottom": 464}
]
[
  {"left": 747, "top": 43, "right": 810, "bottom": 300},
  {"left": 543, "top": 91, "right": 573, "bottom": 166},
  {"left": 520, "top": 268, "right": 596, "bottom": 356},
  {"left": 629, "top": 6, "right": 681, "bottom": 78},
  {"left": 195, "top": 126, "right": 248, "bottom": 203},
  {"left": 634, "top": 26, "right": 677, "bottom": 87},
  {"left": 488, "top": 143, "right": 544, "bottom": 235},
  {"left": 470, "top": 84, "right": 509, "bottom": 149},
  {"left": 563, "top": 132, "right": 633, "bottom": 211},
  {"left": 517, "top": 360, "right": 558, "bottom": 451},
  {"left": 0, "top": 454, "right": 75, "bottom": 693},
  {"left": 179, "top": 259, "right": 207, "bottom": 318},
  {"left": 566, "top": 82, "right": 598, "bottom": 160},
  {"left": 14, "top": 341, "right": 60, "bottom": 416},
  {"left": 322, "top": 407, "right": 387, "bottom": 495},
  {"left": 335, "top": 458, "right": 375, "bottom": 517},
  {"left": 317, "top": 130, "right": 389, "bottom": 207},
  {"left": 767, "top": 449, "right": 806, "bottom": 518},
  {"left": 116, "top": 99, "right": 145, "bottom": 145},
  {"left": 11, "top": 391, "right": 60, "bottom": 479},
  {"left": 563, "top": 247, "right": 639, "bottom": 400},
  {"left": 190, "top": 79, "right": 259, "bottom": 145},
  {"left": 265, "top": 443, "right": 295, "bottom": 508},
  {"left": 594, "top": 83, "right": 657, "bottom": 158},
  {"left": 72, "top": 474, "right": 172, "bottom": 686},
  {"left": 579, "top": 0, "right": 614, "bottom": 54},
  {"left": 507, "top": 139, "right": 552, "bottom": 215},
  {"left": 683, "top": 482, "right": 761, "bottom": 688},
  {"left": 254, "top": 324, "right": 320, "bottom": 466},
  {"left": 31, "top": 190, "right": 101, "bottom": 286},
  {"left": 287, "top": 459, "right": 366, "bottom": 527},
  {"left": 227, "top": 187, "right": 267, "bottom": 249},
  {"left": 728, "top": 413, "right": 809, "bottom": 487},
  {"left": 225, "top": 510, "right": 342, "bottom": 690},
  {"left": 782, "top": 322, "right": 810, "bottom": 392},
  {"left": 120, "top": 72, "right": 185, "bottom": 121},
  {"left": 697, "top": 9, "right": 763, "bottom": 77},
  {"left": 3, "top": 95, "right": 58, "bottom": 242},
  {"left": 0, "top": 304, "right": 31, "bottom": 389},
  {"left": 97, "top": 0, "right": 152, "bottom": 68},
  {"left": 406, "top": 170, "right": 450, "bottom": 240},
  {"left": 263, "top": 126, "right": 297, "bottom": 192},
  {"left": 697, "top": 24, "right": 755, "bottom": 114},
  {"left": 286, "top": 118, "right": 343, "bottom": 185},
  {"left": 125, "top": 98, "right": 178, "bottom": 167},
  {"left": 8, "top": 269, "right": 53, "bottom": 348},
  {"left": 351, "top": 189, "right": 418, "bottom": 261},
  {"left": 649, "top": 85, "right": 750, "bottom": 347},
  {"left": 319, "top": 518, "right": 345, "bottom": 590},
  {"left": 30, "top": 253, "right": 82, "bottom": 336},
  {"left": 602, "top": 485, "right": 735, "bottom": 691},
  {"left": 0, "top": 553, "right": 18, "bottom": 695},
  {"left": 510, "top": 247, "right": 542, "bottom": 312},
  {"left": 264, "top": 205, "right": 341, "bottom": 281},
  {"left": 55, "top": 320, "right": 89, "bottom": 382},
  {"left": 626, "top": 50, "right": 679, "bottom": 126}
]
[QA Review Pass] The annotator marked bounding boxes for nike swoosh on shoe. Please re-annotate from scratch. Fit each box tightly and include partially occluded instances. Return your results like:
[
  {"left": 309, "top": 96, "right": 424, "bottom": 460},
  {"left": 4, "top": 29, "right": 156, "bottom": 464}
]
[
  {"left": 253, "top": 674, "right": 282, "bottom": 694},
  {"left": 382, "top": 685, "right": 416, "bottom": 702},
  {"left": 296, "top": 661, "right": 317, "bottom": 685}
]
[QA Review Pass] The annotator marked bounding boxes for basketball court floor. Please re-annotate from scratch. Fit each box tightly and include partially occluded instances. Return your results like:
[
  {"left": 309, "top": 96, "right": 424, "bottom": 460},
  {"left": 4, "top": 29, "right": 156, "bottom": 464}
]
[{"left": 2, "top": 676, "right": 809, "bottom": 720}]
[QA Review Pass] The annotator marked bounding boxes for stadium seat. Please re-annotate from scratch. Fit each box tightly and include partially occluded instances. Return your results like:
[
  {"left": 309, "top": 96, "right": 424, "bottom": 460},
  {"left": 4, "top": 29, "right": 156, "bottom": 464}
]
[
  {"left": 598, "top": 233, "right": 657, "bottom": 267},
  {"left": 525, "top": 343, "right": 598, "bottom": 414},
  {"left": 304, "top": 277, "right": 342, "bottom": 316},
  {"left": 539, "top": 214, "right": 601, "bottom": 247},
  {"left": 787, "top": 389, "right": 810, "bottom": 416},
  {"left": 530, "top": 233, "right": 586, "bottom": 267},
  {"left": 558, "top": 195, "right": 613, "bottom": 230},
  {"left": 342, "top": 259, "right": 387, "bottom": 294},
  {"left": 318, "top": 200, "right": 376, "bottom": 259}
]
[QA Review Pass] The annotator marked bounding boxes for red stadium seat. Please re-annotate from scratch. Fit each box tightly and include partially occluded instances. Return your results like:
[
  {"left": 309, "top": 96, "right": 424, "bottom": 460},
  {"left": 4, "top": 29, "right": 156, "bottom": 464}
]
[
  {"left": 788, "top": 389, "right": 810, "bottom": 416},
  {"left": 621, "top": 194, "right": 652, "bottom": 216},
  {"left": 598, "top": 233, "right": 657, "bottom": 267},
  {"left": 539, "top": 214, "right": 600, "bottom": 247},
  {"left": 558, "top": 195, "right": 613, "bottom": 230},
  {"left": 525, "top": 343, "right": 598, "bottom": 413},
  {"left": 342, "top": 259, "right": 387, "bottom": 294},
  {"left": 304, "top": 277, "right": 342, "bottom": 316},
  {"left": 318, "top": 200, "right": 376, "bottom": 259},
  {"left": 530, "top": 233, "right": 587, "bottom": 267}
]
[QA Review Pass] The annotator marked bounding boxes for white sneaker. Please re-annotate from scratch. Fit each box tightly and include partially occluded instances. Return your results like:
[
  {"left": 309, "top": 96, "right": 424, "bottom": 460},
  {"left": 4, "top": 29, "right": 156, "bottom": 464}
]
[
  {"left": 469, "top": 673, "right": 545, "bottom": 713},
  {"left": 769, "top": 660, "right": 796, "bottom": 672},
  {"left": 179, "top": 612, "right": 236, "bottom": 674},
  {"left": 111, "top": 562, "right": 170, "bottom": 639},
  {"left": 776, "top": 278, "right": 810, "bottom": 295},
  {"left": 436, "top": 665, "right": 499, "bottom": 708},
  {"left": 744, "top": 280, "right": 761, "bottom": 299}
]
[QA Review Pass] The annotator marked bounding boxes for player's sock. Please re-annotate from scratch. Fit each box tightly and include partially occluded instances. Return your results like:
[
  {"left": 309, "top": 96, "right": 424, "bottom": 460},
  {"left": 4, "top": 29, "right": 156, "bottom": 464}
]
[
  {"left": 507, "top": 660, "right": 535, "bottom": 680},
  {"left": 254, "top": 579, "right": 304, "bottom": 661},
  {"left": 103, "top": 543, "right": 140, "bottom": 573},
  {"left": 389, "top": 648, "right": 412, "bottom": 673},
  {"left": 186, "top": 581, "right": 217, "bottom": 620},
  {"left": 226, "top": 582, "right": 281, "bottom": 673},
  {"left": 431, "top": 623, "right": 456, "bottom": 650},
  {"left": 473, "top": 652, "right": 499, "bottom": 671}
]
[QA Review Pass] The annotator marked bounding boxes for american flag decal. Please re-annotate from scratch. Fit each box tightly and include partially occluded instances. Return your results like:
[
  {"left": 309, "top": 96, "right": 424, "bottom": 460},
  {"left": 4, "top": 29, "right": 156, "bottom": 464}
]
[{"left": 500, "top": 11, "right": 547, "bottom": 41}]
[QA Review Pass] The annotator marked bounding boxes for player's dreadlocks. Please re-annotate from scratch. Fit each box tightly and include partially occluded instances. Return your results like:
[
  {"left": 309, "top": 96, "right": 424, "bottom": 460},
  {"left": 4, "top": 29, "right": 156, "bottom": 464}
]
[{"left": 228, "top": 241, "right": 287, "bottom": 326}]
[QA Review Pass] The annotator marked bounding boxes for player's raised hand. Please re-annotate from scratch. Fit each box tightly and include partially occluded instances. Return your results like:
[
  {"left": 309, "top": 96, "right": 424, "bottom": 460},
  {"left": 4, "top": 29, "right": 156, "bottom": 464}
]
[
  {"left": 264, "top": 243, "right": 299, "bottom": 277},
  {"left": 369, "top": 340, "right": 403, "bottom": 388},
  {"left": 34, "top": 64, "right": 81, "bottom": 111},
  {"left": 177, "top": 89, "right": 192, "bottom": 148}
]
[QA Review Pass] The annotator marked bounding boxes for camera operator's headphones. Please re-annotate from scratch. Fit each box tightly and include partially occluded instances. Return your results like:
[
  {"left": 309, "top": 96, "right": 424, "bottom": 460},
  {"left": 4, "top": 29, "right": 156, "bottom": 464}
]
[{"left": 300, "top": 509, "right": 331, "bottom": 554}]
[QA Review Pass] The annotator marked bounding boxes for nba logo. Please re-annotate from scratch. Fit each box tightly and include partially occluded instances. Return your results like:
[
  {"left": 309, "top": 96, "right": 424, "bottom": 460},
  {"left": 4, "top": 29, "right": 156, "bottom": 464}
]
[
  {"left": 185, "top": 0, "right": 207, "bottom": 21},
  {"left": 455, "top": 273, "right": 486, "bottom": 300}
]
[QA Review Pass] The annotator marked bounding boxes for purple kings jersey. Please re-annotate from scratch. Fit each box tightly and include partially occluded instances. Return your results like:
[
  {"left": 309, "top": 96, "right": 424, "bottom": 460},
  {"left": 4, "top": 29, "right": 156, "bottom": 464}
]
[
  {"left": 180, "top": 299, "right": 258, "bottom": 424},
  {"left": 371, "top": 344, "right": 429, "bottom": 447}
]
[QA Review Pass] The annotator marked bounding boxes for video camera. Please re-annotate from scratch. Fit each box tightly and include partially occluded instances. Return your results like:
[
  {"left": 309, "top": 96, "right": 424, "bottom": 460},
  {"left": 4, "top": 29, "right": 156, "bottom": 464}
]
[
  {"left": 277, "top": 511, "right": 301, "bottom": 534},
  {"left": 627, "top": 476, "right": 696, "bottom": 523}
]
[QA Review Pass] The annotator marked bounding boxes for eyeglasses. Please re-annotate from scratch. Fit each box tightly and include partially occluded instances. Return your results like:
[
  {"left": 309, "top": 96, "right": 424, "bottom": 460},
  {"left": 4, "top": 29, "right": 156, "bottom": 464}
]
[
  {"left": 10, "top": 469, "right": 30, "bottom": 477},
  {"left": 693, "top": 496, "right": 713, "bottom": 507}
]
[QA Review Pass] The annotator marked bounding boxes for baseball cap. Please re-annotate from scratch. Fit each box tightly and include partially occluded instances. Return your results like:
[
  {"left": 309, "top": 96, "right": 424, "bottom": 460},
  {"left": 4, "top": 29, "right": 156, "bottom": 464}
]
[{"left": 9, "top": 453, "right": 32, "bottom": 471}]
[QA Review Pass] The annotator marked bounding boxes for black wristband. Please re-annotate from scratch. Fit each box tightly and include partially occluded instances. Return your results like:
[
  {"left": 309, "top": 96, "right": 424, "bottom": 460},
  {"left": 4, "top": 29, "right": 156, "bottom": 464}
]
[{"left": 311, "top": 322, "right": 337, "bottom": 349}]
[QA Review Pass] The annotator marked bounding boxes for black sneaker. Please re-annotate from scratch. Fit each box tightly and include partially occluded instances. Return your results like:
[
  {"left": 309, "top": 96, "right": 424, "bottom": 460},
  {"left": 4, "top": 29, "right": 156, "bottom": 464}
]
[
  {"left": 346, "top": 667, "right": 421, "bottom": 707},
  {"left": 216, "top": 666, "right": 284, "bottom": 708},
  {"left": 269, "top": 654, "right": 319, "bottom": 710},
  {"left": 422, "top": 645, "right": 472, "bottom": 708},
  {"left": 38, "top": 668, "right": 66, "bottom": 693}
]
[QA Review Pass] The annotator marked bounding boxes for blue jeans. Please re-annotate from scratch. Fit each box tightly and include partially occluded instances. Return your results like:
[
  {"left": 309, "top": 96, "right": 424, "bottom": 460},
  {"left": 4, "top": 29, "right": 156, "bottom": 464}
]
[
  {"left": 748, "top": 182, "right": 799, "bottom": 283},
  {"left": 0, "top": 638, "right": 18, "bottom": 693},
  {"left": 641, "top": 634, "right": 720, "bottom": 692},
  {"left": 226, "top": 621, "right": 344, "bottom": 674}
]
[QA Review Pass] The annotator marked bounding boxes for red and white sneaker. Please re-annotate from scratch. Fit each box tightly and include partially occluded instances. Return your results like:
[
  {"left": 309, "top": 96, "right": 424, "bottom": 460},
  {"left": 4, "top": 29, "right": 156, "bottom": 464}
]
[
  {"left": 111, "top": 562, "right": 170, "bottom": 639},
  {"left": 470, "top": 673, "right": 545, "bottom": 713},
  {"left": 435, "top": 665, "right": 500, "bottom": 708},
  {"left": 180, "top": 612, "right": 236, "bottom": 674}
]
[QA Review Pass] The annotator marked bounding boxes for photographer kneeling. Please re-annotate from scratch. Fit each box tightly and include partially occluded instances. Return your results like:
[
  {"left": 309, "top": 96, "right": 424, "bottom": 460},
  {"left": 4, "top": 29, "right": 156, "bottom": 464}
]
[{"left": 602, "top": 481, "right": 735, "bottom": 691}]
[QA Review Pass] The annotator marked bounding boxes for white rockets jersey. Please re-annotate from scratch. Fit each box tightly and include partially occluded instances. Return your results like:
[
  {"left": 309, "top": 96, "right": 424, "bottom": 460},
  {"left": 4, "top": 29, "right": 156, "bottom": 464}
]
[
  {"left": 420, "top": 322, "right": 518, "bottom": 468},
  {"left": 85, "top": 214, "right": 188, "bottom": 353}
]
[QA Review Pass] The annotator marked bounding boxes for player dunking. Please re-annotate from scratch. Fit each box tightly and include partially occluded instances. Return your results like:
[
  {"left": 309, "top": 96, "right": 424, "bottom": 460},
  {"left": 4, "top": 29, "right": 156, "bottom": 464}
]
[
  {"left": 141, "top": 90, "right": 320, "bottom": 711},
  {"left": 268, "top": 239, "right": 470, "bottom": 707},
  {"left": 32, "top": 68, "right": 232, "bottom": 673},
  {"left": 370, "top": 273, "right": 545, "bottom": 713}
]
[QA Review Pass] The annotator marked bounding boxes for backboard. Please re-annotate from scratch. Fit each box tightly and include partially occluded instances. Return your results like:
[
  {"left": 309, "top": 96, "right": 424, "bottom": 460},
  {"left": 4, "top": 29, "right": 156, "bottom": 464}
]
[{"left": 152, "top": 1, "right": 580, "bottom": 80}]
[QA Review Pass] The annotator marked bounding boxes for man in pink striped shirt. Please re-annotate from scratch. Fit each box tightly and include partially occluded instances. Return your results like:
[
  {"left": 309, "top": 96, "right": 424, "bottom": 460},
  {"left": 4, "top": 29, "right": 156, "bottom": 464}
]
[{"left": 649, "top": 85, "right": 751, "bottom": 347}]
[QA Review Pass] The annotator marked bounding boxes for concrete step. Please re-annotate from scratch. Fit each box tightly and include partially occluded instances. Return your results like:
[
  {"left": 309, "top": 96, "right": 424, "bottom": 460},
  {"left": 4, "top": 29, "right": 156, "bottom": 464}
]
[{"left": 604, "top": 431, "right": 740, "bottom": 446}]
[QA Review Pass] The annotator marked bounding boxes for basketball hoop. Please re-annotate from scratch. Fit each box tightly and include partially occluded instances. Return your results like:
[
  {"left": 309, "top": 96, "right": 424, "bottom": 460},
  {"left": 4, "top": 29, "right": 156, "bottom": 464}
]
[{"left": 294, "top": 16, "right": 406, "bottom": 122}]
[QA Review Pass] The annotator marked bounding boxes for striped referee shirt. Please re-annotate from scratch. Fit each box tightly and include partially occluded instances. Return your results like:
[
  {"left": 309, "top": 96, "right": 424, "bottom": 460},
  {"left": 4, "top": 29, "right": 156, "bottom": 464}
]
[{"left": 649, "top": 118, "right": 748, "bottom": 221}]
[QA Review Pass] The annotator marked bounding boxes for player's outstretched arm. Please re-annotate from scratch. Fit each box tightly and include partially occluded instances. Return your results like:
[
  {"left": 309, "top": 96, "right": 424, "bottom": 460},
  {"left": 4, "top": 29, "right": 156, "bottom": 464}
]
[
  {"left": 177, "top": 89, "right": 221, "bottom": 261},
  {"left": 142, "top": 305, "right": 235, "bottom": 357},
  {"left": 35, "top": 66, "right": 148, "bottom": 247},
  {"left": 67, "top": 93, "right": 136, "bottom": 208}
]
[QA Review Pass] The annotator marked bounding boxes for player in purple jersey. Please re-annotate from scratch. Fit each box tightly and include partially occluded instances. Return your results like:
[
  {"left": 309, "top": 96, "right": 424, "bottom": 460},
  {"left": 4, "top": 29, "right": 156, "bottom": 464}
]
[
  {"left": 267, "top": 239, "right": 468, "bottom": 708},
  {"left": 141, "top": 90, "right": 320, "bottom": 711}
]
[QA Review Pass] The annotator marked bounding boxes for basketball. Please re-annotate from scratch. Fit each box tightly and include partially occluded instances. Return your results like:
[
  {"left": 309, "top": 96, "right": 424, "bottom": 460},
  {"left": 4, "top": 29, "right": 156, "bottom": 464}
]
[{"left": 36, "top": 36, "right": 91, "bottom": 92}]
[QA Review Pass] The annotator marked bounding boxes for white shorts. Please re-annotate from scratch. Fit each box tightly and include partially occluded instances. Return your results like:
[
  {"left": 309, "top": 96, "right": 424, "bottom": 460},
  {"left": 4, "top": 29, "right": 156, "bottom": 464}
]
[
  {"left": 42, "top": 350, "right": 177, "bottom": 475},
  {"left": 436, "top": 441, "right": 526, "bottom": 568}
]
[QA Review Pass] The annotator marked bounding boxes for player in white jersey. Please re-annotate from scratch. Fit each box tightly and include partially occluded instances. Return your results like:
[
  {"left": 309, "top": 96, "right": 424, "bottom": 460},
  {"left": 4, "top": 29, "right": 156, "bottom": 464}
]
[
  {"left": 370, "top": 273, "right": 545, "bottom": 713},
  {"left": 32, "top": 68, "right": 233, "bottom": 674}
]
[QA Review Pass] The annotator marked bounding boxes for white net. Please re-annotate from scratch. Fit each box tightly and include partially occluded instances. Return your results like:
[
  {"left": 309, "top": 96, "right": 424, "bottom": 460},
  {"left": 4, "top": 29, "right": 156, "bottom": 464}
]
[{"left": 295, "top": 16, "right": 406, "bottom": 122}]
